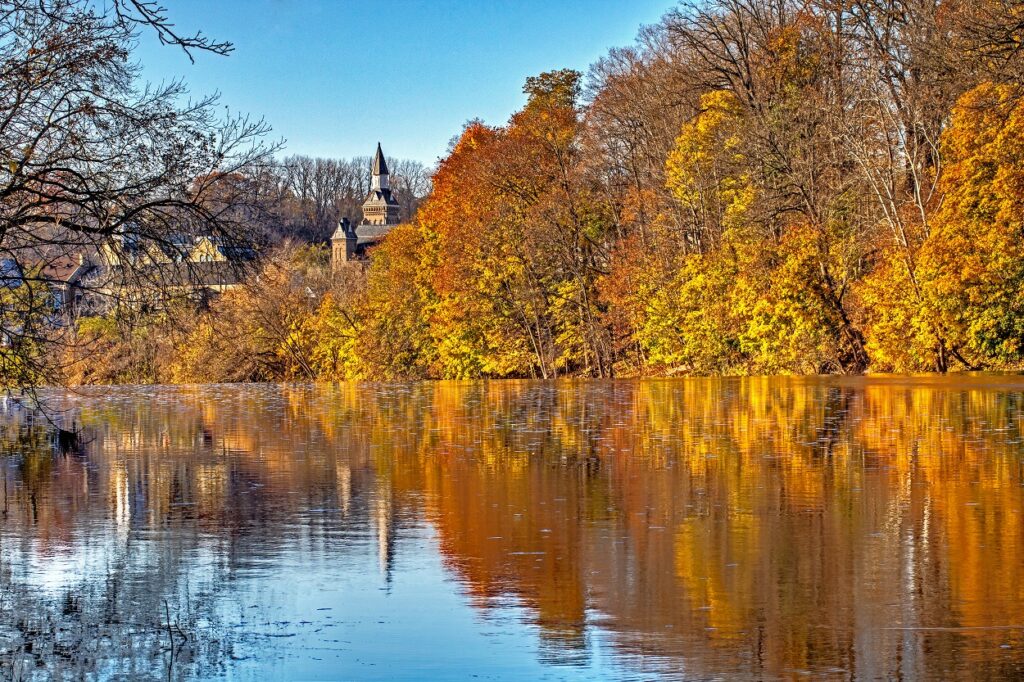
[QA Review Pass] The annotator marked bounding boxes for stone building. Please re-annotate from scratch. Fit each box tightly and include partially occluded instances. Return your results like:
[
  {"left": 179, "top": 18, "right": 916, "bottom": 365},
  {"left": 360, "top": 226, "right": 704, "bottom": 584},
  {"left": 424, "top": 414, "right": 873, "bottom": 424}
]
[{"left": 332, "top": 143, "right": 402, "bottom": 272}]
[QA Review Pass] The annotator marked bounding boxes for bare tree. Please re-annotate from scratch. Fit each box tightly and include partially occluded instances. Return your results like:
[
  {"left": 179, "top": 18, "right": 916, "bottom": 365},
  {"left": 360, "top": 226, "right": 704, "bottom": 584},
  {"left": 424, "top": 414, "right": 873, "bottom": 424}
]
[
  {"left": 387, "top": 157, "right": 432, "bottom": 221},
  {"left": 0, "top": 0, "right": 277, "bottom": 388}
]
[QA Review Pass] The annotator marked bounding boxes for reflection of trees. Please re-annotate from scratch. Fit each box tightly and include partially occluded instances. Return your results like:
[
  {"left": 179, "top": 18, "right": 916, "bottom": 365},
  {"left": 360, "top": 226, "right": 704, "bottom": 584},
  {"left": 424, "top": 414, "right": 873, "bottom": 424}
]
[
  {"left": 380, "top": 378, "right": 1024, "bottom": 678},
  {"left": 2, "top": 378, "right": 1024, "bottom": 678}
]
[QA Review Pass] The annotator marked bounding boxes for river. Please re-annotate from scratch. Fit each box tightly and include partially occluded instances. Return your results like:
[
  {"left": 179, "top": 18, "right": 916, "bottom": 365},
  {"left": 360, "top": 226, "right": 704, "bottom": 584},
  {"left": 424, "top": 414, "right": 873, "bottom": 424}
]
[{"left": 2, "top": 377, "right": 1024, "bottom": 679}]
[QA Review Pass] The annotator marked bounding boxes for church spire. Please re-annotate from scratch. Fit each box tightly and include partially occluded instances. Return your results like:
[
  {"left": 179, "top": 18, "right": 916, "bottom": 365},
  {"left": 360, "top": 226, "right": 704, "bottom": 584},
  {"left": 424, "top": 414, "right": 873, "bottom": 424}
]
[
  {"left": 361, "top": 142, "right": 401, "bottom": 227},
  {"left": 371, "top": 142, "right": 389, "bottom": 190}
]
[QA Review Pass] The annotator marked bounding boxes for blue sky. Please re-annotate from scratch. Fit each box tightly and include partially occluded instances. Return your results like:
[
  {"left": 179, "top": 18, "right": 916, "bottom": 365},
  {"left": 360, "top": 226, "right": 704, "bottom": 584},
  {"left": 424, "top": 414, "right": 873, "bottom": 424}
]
[{"left": 135, "top": 0, "right": 671, "bottom": 165}]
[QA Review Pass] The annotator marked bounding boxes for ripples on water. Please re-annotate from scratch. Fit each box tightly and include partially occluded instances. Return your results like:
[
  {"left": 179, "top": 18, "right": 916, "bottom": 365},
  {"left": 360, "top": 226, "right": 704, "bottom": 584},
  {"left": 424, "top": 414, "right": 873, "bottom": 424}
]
[{"left": 1, "top": 377, "right": 1024, "bottom": 679}]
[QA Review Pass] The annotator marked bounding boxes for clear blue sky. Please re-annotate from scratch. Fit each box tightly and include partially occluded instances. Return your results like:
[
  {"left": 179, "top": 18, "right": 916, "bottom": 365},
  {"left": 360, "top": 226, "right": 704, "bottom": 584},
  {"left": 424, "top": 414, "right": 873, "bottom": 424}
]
[{"left": 135, "top": 0, "right": 671, "bottom": 165}]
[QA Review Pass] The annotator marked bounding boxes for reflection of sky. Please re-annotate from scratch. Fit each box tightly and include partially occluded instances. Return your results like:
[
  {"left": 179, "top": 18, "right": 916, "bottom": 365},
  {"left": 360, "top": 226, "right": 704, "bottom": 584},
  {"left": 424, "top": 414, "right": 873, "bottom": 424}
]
[
  {"left": 1, "top": 511, "right": 621, "bottom": 680},
  {"left": 223, "top": 526, "right": 582, "bottom": 681}
]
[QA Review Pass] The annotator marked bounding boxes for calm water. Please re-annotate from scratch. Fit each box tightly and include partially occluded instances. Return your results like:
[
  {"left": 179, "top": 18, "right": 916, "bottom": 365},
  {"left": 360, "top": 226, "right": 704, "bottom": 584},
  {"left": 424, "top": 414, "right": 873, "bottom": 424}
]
[{"left": 2, "top": 377, "right": 1024, "bottom": 680}]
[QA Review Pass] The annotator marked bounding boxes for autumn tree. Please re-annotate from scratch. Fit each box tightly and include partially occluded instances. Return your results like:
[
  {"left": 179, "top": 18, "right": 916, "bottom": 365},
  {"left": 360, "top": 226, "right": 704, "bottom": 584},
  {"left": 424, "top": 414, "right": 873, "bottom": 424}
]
[
  {"left": 918, "top": 82, "right": 1024, "bottom": 366},
  {"left": 352, "top": 71, "right": 618, "bottom": 380},
  {"left": 171, "top": 244, "right": 330, "bottom": 382}
]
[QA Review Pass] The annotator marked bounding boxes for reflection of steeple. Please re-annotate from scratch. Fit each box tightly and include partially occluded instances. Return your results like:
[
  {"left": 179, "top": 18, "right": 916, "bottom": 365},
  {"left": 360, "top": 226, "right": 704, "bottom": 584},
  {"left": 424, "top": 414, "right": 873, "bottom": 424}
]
[
  {"left": 336, "top": 461, "right": 352, "bottom": 516},
  {"left": 370, "top": 142, "right": 389, "bottom": 189},
  {"left": 113, "top": 463, "right": 129, "bottom": 543},
  {"left": 376, "top": 485, "right": 396, "bottom": 585}
]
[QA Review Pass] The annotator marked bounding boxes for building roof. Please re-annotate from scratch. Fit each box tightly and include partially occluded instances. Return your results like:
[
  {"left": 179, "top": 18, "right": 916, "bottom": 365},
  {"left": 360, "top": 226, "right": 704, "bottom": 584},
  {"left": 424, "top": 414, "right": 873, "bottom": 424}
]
[
  {"left": 39, "top": 255, "right": 84, "bottom": 284},
  {"left": 356, "top": 224, "right": 392, "bottom": 242},
  {"left": 363, "top": 188, "right": 400, "bottom": 206},
  {"left": 203, "top": 237, "right": 258, "bottom": 262},
  {"left": 331, "top": 219, "right": 357, "bottom": 241},
  {"left": 372, "top": 142, "right": 389, "bottom": 176}
]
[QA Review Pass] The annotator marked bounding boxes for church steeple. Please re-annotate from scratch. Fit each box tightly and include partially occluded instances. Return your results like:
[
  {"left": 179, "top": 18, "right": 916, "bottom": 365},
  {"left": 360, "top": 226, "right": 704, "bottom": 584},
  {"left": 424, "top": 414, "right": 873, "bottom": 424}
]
[
  {"left": 371, "top": 142, "right": 389, "bottom": 191},
  {"left": 361, "top": 142, "right": 401, "bottom": 227}
]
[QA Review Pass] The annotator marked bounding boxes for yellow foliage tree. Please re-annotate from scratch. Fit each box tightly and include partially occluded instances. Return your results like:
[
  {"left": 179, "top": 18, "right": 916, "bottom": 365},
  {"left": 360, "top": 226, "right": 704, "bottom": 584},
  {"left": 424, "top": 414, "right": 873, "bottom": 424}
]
[{"left": 919, "top": 81, "right": 1024, "bottom": 367}]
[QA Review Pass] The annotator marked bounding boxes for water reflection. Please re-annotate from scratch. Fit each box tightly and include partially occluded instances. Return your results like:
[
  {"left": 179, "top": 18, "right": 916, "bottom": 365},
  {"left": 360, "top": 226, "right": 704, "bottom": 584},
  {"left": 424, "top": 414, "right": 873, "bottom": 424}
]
[{"left": 2, "top": 377, "right": 1024, "bottom": 679}]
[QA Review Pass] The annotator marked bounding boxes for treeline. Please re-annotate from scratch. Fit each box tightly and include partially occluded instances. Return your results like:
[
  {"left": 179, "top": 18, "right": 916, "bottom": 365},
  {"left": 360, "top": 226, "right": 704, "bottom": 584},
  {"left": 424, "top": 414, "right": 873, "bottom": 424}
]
[{"left": 70, "top": 0, "right": 1024, "bottom": 382}]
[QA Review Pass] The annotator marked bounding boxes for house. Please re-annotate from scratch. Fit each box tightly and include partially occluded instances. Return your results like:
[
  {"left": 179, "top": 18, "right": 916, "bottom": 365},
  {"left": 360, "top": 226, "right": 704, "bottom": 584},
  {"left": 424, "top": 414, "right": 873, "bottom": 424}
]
[
  {"left": 47, "top": 235, "right": 255, "bottom": 319},
  {"left": 331, "top": 143, "right": 402, "bottom": 272},
  {"left": 45, "top": 254, "right": 102, "bottom": 317}
]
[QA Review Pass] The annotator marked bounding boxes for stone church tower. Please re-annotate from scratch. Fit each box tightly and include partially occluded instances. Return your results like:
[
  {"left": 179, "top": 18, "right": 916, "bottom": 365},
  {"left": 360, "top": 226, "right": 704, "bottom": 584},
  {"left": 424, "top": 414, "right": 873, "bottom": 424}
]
[
  {"left": 361, "top": 143, "right": 401, "bottom": 227},
  {"left": 331, "top": 217, "right": 358, "bottom": 270},
  {"left": 332, "top": 143, "right": 402, "bottom": 273}
]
